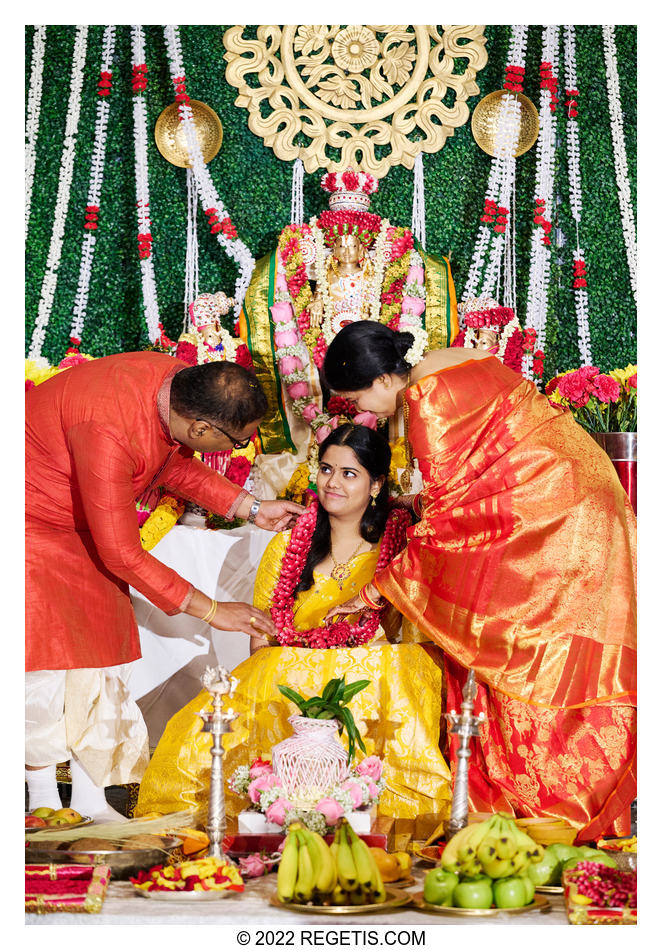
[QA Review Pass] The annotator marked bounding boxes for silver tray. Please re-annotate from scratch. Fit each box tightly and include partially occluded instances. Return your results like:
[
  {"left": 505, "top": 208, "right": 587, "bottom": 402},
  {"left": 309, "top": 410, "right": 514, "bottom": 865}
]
[
  {"left": 411, "top": 890, "right": 550, "bottom": 917},
  {"left": 24, "top": 836, "right": 182, "bottom": 880},
  {"left": 25, "top": 814, "right": 93, "bottom": 834},
  {"left": 135, "top": 885, "right": 240, "bottom": 901}
]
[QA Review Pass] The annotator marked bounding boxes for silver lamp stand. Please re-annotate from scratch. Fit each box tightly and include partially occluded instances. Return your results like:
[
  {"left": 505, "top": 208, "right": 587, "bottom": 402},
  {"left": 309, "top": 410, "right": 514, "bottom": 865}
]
[
  {"left": 197, "top": 665, "right": 238, "bottom": 859},
  {"left": 444, "top": 668, "right": 486, "bottom": 840}
]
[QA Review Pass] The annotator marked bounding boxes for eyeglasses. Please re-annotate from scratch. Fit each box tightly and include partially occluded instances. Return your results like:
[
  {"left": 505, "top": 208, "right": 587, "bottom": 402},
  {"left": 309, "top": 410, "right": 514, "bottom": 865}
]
[{"left": 198, "top": 419, "right": 253, "bottom": 450}]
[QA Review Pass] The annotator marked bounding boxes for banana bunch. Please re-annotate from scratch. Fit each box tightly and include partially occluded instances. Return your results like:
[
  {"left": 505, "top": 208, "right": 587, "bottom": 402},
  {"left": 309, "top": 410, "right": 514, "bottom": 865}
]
[
  {"left": 441, "top": 813, "right": 544, "bottom": 879},
  {"left": 277, "top": 820, "right": 386, "bottom": 906}
]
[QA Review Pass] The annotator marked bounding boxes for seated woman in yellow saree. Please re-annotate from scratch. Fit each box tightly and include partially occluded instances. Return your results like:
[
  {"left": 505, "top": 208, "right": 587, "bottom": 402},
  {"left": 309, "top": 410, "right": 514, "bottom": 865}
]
[
  {"left": 322, "top": 321, "right": 636, "bottom": 844},
  {"left": 135, "top": 424, "right": 452, "bottom": 824}
]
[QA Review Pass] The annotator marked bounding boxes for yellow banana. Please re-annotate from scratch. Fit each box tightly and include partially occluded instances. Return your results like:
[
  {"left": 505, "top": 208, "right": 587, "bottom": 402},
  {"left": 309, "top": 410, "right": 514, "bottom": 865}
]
[
  {"left": 276, "top": 831, "right": 299, "bottom": 904},
  {"left": 508, "top": 848, "right": 529, "bottom": 876},
  {"left": 349, "top": 889, "right": 367, "bottom": 905},
  {"left": 331, "top": 884, "right": 349, "bottom": 905},
  {"left": 457, "top": 818, "right": 495, "bottom": 863},
  {"left": 458, "top": 854, "right": 483, "bottom": 878},
  {"left": 346, "top": 823, "right": 377, "bottom": 895},
  {"left": 293, "top": 830, "right": 315, "bottom": 903},
  {"left": 476, "top": 831, "right": 501, "bottom": 867},
  {"left": 504, "top": 818, "right": 544, "bottom": 863},
  {"left": 300, "top": 826, "right": 337, "bottom": 897},
  {"left": 440, "top": 823, "right": 481, "bottom": 870},
  {"left": 491, "top": 817, "right": 518, "bottom": 860},
  {"left": 335, "top": 822, "right": 359, "bottom": 892},
  {"left": 480, "top": 853, "right": 516, "bottom": 879}
]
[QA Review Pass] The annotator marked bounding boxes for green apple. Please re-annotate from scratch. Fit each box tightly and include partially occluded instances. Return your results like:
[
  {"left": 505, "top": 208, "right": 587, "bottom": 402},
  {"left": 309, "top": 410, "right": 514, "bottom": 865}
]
[
  {"left": 31, "top": 807, "right": 54, "bottom": 818},
  {"left": 453, "top": 876, "right": 493, "bottom": 909},
  {"left": 526, "top": 849, "right": 562, "bottom": 886},
  {"left": 546, "top": 843, "right": 581, "bottom": 865},
  {"left": 493, "top": 876, "right": 529, "bottom": 908},
  {"left": 423, "top": 868, "right": 459, "bottom": 906},
  {"left": 517, "top": 874, "right": 535, "bottom": 904}
]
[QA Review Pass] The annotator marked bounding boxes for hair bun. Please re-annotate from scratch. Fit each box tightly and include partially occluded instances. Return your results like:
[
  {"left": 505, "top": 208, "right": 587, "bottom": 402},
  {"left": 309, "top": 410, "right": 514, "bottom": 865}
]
[{"left": 394, "top": 329, "right": 415, "bottom": 358}]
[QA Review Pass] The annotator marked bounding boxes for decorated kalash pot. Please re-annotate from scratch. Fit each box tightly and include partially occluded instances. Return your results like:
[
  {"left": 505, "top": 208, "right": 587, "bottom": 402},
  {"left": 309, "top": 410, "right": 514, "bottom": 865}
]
[{"left": 453, "top": 294, "right": 544, "bottom": 378}]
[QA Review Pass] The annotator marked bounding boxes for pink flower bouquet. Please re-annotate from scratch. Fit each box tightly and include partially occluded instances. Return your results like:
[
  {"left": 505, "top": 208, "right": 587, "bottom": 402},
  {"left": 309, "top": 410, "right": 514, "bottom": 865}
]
[{"left": 546, "top": 364, "right": 637, "bottom": 433}]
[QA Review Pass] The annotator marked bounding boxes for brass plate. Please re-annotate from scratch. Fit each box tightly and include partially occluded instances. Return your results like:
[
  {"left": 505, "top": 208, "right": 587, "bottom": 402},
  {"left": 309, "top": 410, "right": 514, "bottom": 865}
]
[
  {"left": 155, "top": 100, "right": 223, "bottom": 168},
  {"left": 413, "top": 846, "right": 441, "bottom": 865},
  {"left": 25, "top": 815, "right": 93, "bottom": 834},
  {"left": 471, "top": 90, "right": 539, "bottom": 157},
  {"left": 269, "top": 888, "right": 412, "bottom": 914},
  {"left": 536, "top": 885, "right": 563, "bottom": 895},
  {"left": 134, "top": 886, "right": 240, "bottom": 901},
  {"left": 411, "top": 891, "right": 550, "bottom": 917},
  {"left": 387, "top": 876, "right": 416, "bottom": 889}
]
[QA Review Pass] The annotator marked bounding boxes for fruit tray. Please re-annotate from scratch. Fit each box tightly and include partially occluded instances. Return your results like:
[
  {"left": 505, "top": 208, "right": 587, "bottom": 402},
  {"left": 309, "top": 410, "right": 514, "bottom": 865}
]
[
  {"left": 562, "top": 867, "right": 637, "bottom": 924},
  {"left": 25, "top": 863, "right": 111, "bottom": 914}
]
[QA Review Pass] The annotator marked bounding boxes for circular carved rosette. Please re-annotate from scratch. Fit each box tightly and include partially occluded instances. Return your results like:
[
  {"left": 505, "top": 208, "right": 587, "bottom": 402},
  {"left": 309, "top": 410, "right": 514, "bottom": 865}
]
[{"left": 223, "top": 25, "right": 488, "bottom": 174}]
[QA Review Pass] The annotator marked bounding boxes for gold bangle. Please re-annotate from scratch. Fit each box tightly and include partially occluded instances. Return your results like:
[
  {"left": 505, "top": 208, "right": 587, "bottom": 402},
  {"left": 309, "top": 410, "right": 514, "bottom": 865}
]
[{"left": 201, "top": 599, "right": 218, "bottom": 624}]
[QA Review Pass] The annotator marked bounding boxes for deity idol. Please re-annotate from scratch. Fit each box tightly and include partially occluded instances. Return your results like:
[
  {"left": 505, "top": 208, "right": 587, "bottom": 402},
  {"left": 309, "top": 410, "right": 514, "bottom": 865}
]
[
  {"left": 237, "top": 169, "right": 460, "bottom": 495},
  {"left": 452, "top": 295, "right": 544, "bottom": 377}
]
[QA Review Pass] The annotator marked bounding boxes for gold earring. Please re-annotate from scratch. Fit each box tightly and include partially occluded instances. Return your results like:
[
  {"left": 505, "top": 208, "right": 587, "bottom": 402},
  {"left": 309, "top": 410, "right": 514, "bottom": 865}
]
[{"left": 370, "top": 490, "right": 378, "bottom": 507}]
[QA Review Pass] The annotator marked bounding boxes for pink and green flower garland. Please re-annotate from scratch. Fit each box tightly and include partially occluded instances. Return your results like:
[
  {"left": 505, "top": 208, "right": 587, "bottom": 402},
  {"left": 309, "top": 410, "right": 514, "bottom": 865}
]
[{"left": 269, "top": 499, "right": 410, "bottom": 648}]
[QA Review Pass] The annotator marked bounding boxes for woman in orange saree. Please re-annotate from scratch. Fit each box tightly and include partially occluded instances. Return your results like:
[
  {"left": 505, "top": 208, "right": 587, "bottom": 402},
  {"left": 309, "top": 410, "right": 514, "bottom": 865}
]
[{"left": 322, "top": 322, "right": 636, "bottom": 842}]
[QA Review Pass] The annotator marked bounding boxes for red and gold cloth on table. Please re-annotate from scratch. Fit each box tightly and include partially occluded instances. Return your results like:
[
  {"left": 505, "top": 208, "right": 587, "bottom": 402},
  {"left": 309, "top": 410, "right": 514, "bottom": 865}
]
[
  {"left": 25, "top": 351, "right": 243, "bottom": 672},
  {"left": 25, "top": 864, "right": 111, "bottom": 914},
  {"left": 375, "top": 357, "right": 636, "bottom": 842}
]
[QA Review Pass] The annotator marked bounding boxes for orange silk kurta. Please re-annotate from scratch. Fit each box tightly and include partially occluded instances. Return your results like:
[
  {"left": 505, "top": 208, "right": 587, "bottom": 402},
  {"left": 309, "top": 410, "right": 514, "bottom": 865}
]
[
  {"left": 375, "top": 357, "right": 636, "bottom": 839},
  {"left": 26, "top": 351, "right": 243, "bottom": 673}
]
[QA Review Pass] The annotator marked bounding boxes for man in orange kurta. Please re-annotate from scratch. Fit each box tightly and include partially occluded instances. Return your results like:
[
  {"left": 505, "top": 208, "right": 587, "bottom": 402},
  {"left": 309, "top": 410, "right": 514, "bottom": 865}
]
[{"left": 26, "top": 350, "right": 302, "bottom": 816}]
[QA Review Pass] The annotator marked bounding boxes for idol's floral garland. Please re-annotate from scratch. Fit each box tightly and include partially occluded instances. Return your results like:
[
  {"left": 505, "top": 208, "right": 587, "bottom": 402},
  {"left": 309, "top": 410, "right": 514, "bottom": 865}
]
[
  {"left": 453, "top": 301, "right": 543, "bottom": 376},
  {"left": 25, "top": 25, "right": 46, "bottom": 241},
  {"left": 602, "top": 26, "right": 637, "bottom": 305},
  {"left": 462, "top": 25, "right": 529, "bottom": 305},
  {"left": 523, "top": 25, "right": 560, "bottom": 381},
  {"left": 139, "top": 494, "right": 186, "bottom": 551},
  {"left": 563, "top": 25, "right": 593, "bottom": 367},
  {"left": 230, "top": 755, "right": 385, "bottom": 836},
  {"left": 269, "top": 499, "right": 410, "bottom": 648},
  {"left": 131, "top": 25, "right": 162, "bottom": 345},
  {"left": 272, "top": 216, "right": 426, "bottom": 437},
  {"left": 29, "top": 26, "right": 88, "bottom": 360},
  {"left": 69, "top": 26, "right": 116, "bottom": 350},
  {"left": 163, "top": 26, "right": 255, "bottom": 317}
]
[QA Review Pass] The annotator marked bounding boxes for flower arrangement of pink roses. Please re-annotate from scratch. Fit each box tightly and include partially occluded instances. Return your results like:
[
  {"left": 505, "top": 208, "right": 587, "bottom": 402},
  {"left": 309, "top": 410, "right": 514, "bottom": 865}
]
[
  {"left": 229, "top": 754, "right": 385, "bottom": 836},
  {"left": 546, "top": 363, "right": 637, "bottom": 433}
]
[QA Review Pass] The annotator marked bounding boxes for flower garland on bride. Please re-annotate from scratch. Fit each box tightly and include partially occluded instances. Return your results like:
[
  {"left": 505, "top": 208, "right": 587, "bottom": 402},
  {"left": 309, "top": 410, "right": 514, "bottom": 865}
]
[{"left": 270, "top": 499, "right": 411, "bottom": 649}]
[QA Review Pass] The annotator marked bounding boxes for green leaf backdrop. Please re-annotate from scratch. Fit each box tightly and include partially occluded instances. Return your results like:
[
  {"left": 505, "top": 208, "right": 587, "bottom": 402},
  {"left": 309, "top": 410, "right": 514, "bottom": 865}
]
[{"left": 25, "top": 25, "right": 636, "bottom": 379}]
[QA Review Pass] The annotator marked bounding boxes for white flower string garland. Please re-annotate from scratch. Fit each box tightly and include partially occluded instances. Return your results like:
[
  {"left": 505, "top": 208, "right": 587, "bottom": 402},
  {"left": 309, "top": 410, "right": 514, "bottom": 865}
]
[
  {"left": 523, "top": 25, "right": 560, "bottom": 381},
  {"left": 602, "top": 25, "right": 637, "bottom": 306},
  {"left": 462, "top": 25, "right": 529, "bottom": 305},
  {"left": 163, "top": 25, "right": 255, "bottom": 319},
  {"left": 25, "top": 25, "right": 46, "bottom": 241},
  {"left": 563, "top": 25, "right": 593, "bottom": 366},
  {"left": 29, "top": 26, "right": 88, "bottom": 360},
  {"left": 69, "top": 26, "right": 116, "bottom": 349},
  {"left": 131, "top": 25, "right": 162, "bottom": 345}
]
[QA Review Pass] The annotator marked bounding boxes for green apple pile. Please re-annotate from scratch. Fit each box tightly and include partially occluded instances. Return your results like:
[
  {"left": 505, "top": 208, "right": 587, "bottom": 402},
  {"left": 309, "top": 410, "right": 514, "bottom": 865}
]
[{"left": 525, "top": 843, "right": 617, "bottom": 888}]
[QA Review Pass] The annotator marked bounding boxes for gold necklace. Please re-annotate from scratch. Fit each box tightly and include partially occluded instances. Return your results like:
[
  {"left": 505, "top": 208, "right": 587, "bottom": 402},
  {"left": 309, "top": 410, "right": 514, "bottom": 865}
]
[
  {"left": 330, "top": 540, "right": 368, "bottom": 589},
  {"left": 401, "top": 371, "right": 413, "bottom": 492}
]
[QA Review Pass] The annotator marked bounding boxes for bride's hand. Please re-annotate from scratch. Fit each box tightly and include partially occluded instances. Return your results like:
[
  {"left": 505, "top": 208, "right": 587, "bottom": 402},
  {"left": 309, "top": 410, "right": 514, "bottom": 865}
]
[
  {"left": 323, "top": 595, "right": 365, "bottom": 624},
  {"left": 394, "top": 493, "right": 417, "bottom": 510}
]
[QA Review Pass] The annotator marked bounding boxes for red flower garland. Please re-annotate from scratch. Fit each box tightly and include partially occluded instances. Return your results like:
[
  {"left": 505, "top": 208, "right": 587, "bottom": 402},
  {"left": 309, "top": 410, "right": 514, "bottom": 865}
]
[
  {"left": 504, "top": 63, "right": 525, "bottom": 93},
  {"left": 270, "top": 500, "right": 411, "bottom": 648}
]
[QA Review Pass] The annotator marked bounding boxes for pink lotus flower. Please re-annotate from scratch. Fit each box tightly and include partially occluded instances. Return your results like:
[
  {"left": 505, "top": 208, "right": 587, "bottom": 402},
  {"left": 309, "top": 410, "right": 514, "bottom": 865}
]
[
  {"left": 355, "top": 755, "right": 383, "bottom": 781},
  {"left": 302, "top": 403, "right": 321, "bottom": 423},
  {"left": 265, "top": 797, "right": 292, "bottom": 826},
  {"left": 401, "top": 295, "right": 425, "bottom": 317},
  {"left": 270, "top": 301, "right": 294, "bottom": 323},
  {"left": 279, "top": 356, "right": 303, "bottom": 375},
  {"left": 287, "top": 381, "right": 309, "bottom": 400},
  {"left": 275, "top": 270, "right": 290, "bottom": 293},
  {"left": 249, "top": 757, "right": 273, "bottom": 779},
  {"left": 340, "top": 781, "right": 364, "bottom": 809},
  {"left": 248, "top": 772, "right": 278, "bottom": 804},
  {"left": 274, "top": 329, "right": 299, "bottom": 348},
  {"left": 315, "top": 797, "right": 345, "bottom": 826},
  {"left": 353, "top": 411, "right": 378, "bottom": 430},
  {"left": 407, "top": 264, "right": 424, "bottom": 284}
]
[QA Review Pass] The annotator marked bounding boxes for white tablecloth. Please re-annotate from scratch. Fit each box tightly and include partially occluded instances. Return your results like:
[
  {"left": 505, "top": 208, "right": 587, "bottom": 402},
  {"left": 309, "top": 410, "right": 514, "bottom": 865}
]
[{"left": 125, "top": 523, "right": 272, "bottom": 744}]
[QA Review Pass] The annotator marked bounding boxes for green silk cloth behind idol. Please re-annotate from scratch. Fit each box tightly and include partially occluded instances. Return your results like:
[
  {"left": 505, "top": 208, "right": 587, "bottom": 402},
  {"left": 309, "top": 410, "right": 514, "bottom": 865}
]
[{"left": 239, "top": 247, "right": 459, "bottom": 455}]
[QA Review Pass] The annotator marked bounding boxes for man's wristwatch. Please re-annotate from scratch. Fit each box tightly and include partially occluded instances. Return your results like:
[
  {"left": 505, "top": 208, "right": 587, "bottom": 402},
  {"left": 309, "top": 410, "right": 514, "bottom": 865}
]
[{"left": 247, "top": 499, "right": 261, "bottom": 524}]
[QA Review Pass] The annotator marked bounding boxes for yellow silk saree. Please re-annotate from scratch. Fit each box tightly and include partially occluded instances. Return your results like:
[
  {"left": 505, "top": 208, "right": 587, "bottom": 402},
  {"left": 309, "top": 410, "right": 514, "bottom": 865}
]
[{"left": 135, "top": 532, "right": 452, "bottom": 822}]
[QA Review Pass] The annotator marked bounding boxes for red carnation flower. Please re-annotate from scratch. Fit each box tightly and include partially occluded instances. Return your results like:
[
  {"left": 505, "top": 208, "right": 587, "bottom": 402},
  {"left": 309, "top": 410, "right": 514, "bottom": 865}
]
[
  {"left": 593, "top": 374, "right": 620, "bottom": 403},
  {"left": 341, "top": 170, "right": 360, "bottom": 191}
]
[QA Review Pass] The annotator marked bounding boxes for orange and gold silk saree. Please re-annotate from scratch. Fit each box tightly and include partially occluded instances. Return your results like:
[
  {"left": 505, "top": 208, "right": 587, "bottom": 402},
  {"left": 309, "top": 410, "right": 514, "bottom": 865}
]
[{"left": 375, "top": 356, "right": 636, "bottom": 841}]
